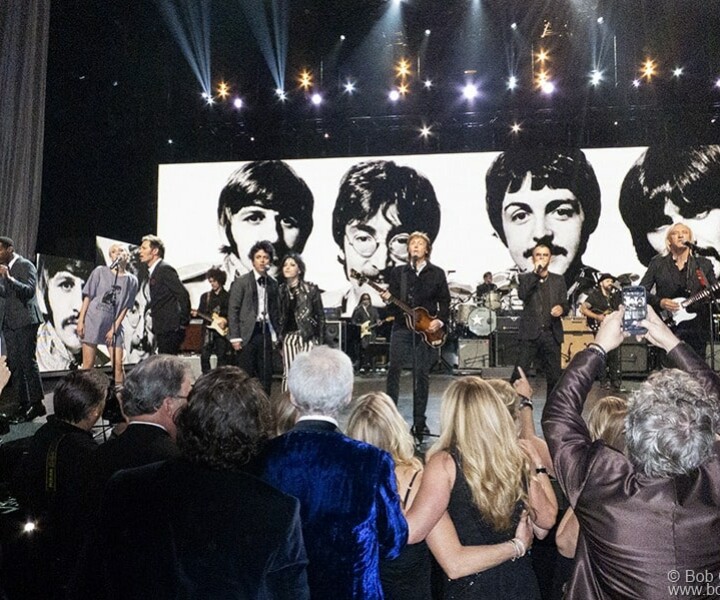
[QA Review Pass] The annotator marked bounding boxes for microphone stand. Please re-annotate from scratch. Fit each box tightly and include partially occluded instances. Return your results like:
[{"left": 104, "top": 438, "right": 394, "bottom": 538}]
[
  {"left": 260, "top": 270, "right": 271, "bottom": 393},
  {"left": 102, "top": 264, "right": 123, "bottom": 426}
]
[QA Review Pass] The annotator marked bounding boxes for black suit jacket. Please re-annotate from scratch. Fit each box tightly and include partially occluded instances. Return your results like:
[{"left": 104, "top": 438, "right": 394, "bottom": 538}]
[
  {"left": 0, "top": 254, "right": 43, "bottom": 330},
  {"left": 94, "top": 457, "right": 309, "bottom": 599},
  {"left": 228, "top": 271, "right": 280, "bottom": 343},
  {"left": 518, "top": 271, "right": 568, "bottom": 344},
  {"left": 148, "top": 260, "right": 191, "bottom": 335}
]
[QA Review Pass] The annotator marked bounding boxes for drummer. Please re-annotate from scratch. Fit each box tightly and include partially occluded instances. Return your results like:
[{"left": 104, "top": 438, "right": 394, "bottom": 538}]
[{"left": 475, "top": 272, "right": 497, "bottom": 298}]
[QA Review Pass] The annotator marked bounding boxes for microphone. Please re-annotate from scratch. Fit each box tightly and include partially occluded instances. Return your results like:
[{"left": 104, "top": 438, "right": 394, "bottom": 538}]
[
  {"left": 108, "top": 256, "right": 122, "bottom": 270},
  {"left": 411, "top": 256, "right": 418, "bottom": 272},
  {"left": 534, "top": 263, "right": 543, "bottom": 274},
  {"left": 684, "top": 240, "right": 700, "bottom": 252}
]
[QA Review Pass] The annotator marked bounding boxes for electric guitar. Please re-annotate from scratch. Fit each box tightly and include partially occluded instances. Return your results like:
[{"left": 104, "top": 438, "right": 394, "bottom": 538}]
[
  {"left": 662, "top": 281, "right": 720, "bottom": 328},
  {"left": 194, "top": 310, "right": 229, "bottom": 337},
  {"left": 359, "top": 316, "right": 394, "bottom": 338},
  {"left": 350, "top": 269, "right": 447, "bottom": 348}
]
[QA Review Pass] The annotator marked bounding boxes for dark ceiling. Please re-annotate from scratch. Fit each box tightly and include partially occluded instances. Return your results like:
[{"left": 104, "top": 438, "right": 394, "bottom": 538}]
[{"left": 39, "top": 0, "right": 720, "bottom": 259}]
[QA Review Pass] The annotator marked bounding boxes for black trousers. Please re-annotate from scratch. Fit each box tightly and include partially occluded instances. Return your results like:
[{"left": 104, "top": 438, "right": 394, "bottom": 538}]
[
  {"left": 516, "top": 331, "right": 562, "bottom": 399},
  {"left": 386, "top": 327, "right": 437, "bottom": 429},
  {"left": 200, "top": 330, "right": 232, "bottom": 373},
  {"left": 236, "top": 322, "right": 274, "bottom": 396},
  {"left": 156, "top": 329, "right": 185, "bottom": 355},
  {"left": 3, "top": 323, "right": 44, "bottom": 408}
]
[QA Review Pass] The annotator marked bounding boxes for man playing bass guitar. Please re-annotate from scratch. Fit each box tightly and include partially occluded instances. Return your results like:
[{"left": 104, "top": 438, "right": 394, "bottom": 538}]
[
  {"left": 579, "top": 273, "right": 623, "bottom": 390},
  {"left": 381, "top": 231, "right": 450, "bottom": 443}
]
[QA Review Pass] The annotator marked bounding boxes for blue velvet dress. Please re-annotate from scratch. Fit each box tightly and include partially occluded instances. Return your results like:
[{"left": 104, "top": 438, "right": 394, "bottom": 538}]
[
  {"left": 444, "top": 450, "right": 541, "bottom": 600},
  {"left": 259, "top": 420, "right": 409, "bottom": 599}
]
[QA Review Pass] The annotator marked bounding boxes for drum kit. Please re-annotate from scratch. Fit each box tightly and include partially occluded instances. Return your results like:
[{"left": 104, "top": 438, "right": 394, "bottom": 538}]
[{"left": 448, "top": 270, "right": 519, "bottom": 338}]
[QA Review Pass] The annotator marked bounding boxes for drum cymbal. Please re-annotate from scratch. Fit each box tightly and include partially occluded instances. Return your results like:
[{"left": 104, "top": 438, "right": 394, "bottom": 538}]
[
  {"left": 616, "top": 273, "right": 640, "bottom": 286},
  {"left": 492, "top": 271, "right": 518, "bottom": 292},
  {"left": 448, "top": 281, "right": 473, "bottom": 297}
]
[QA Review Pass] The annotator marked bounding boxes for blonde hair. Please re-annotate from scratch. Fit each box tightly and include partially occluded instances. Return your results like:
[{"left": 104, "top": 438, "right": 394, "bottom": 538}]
[
  {"left": 272, "top": 392, "right": 299, "bottom": 437},
  {"left": 664, "top": 222, "right": 694, "bottom": 254},
  {"left": 485, "top": 378, "right": 518, "bottom": 421},
  {"left": 429, "top": 377, "right": 530, "bottom": 532},
  {"left": 346, "top": 391, "right": 422, "bottom": 471},
  {"left": 587, "top": 395, "right": 628, "bottom": 451}
]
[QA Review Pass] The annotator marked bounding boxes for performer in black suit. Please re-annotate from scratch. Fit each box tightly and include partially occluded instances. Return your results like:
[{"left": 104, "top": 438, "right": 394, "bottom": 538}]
[
  {"left": 192, "top": 267, "right": 231, "bottom": 373},
  {"left": 0, "top": 236, "right": 46, "bottom": 421},
  {"left": 639, "top": 222, "right": 717, "bottom": 361},
  {"left": 228, "top": 240, "right": 280, "bottom": 395},
  {"left": 138, "top": 235, "right": 191, "bottom": 355},
  {"left": 515, "top": 243, "right": 569, "bottom": 399},
  {"left": 382, "top": 231, "right": 450, "bottom": 442}
]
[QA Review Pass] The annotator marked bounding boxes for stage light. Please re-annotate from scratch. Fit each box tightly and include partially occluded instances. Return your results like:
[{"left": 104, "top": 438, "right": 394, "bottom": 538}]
[
  {"left": 340, "top": 34, "right": 346, "bottom": 41},
  {"left": 22, "top": 521, "right": 37, "bottom": 534},
  {"left": 641, "top": 58, "right": 656, "bottom": 80},
  {"left": 510, "top": 122, "right": 522, "bottom": 134},
  {"left": 632, "top": 79, "right": 641, "bottom": 88},
  {"left": 537, "top": 48, "right": 549, "bottom": 63},
  {"left": 323, "top": 132, "right": 330, "bottom": 139},
  {"left": 462, "top": 83, "right": 478, "bottom": 100},
  {"left": 419, "top": 124, "right": 432, "bottom": 138},
  {"left": 167, "top": 139, "right": 173, "bottom": 145},
  {"left": 343, "top": 81, "right": 356, "bottom": 94},
  {"left": 398, "top": 83, "right": 409, "bottom": 96},
  {"left": 510, "top": 22, "right": 517, "bottom": 30},
  {"left": 275, "top": 88, "right": 287, "bottom": 101},
  {"left": 233, "top": 97, "right": 243, "bottom": 109},
  {"left": 388, "top": 89, "right": 400, "bottom": 102},
  {"left": 715, "top": 78, "right": 720, "bottom": 89},
  {"left": 250, "top": 136, "right": 255, "bottom": 142},
  {"left": 299, "top": 69, "right": 313, "bottom": 90},
  {"left": 396, "top": 59, "right": 411, "bottom": 78},
  {"left": 205, "top": 95, "right": 215, "bottom": 106},
  {"left": 425, "top": 29, "right": 431, "bottom": 36},
  {"left": 590, "top": 70, "right": 603, "bottom": 86},
  {"left": 217, "top": 81, "right": 230, "bottom": 99},
  {"left": 311, "top": 93, "right": 322, "bottom": 106},
  {"left": 507, "top": 75, "right": 518, "bottom": 90},
  {"left": 201, "top": 92, "right": 210, "bottom": 99},
  {"left": 541, "top": 81, "right": 555, "bottom": 95},
  {"left": 672, "top": 67, "right": 683, "bottom": 78},
  {"left": 597, "top": 16, "right": 604, "bottom": 24},
  {"left": 423, "top": 79, "right": 433, "bottom": 89}
]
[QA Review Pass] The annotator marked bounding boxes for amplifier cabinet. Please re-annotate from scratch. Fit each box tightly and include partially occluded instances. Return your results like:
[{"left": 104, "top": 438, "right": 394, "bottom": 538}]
[
  {"left": 496, "top": 315, "right": 521, "bottom": 333},
  {"left": 325, "top": 320, "right": 346, "bottom": 351},
  {"left": 561, "top": 332, "right": 595, "bottom": 369},
  {"left": 495, "top": 331, "right": 520, "bottom": 367},
  {"left": 458, "top": 338, "right": 491, "bottom": 370}
]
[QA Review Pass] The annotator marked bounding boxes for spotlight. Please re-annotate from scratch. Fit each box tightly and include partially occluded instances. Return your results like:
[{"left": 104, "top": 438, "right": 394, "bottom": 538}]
[
  {"left": 167, "top": 139, "right": 173, "bottom": 145},
  {"left": 641, "top": 58, "right": 656, "bottom": 80},
  {"left": 275, "top": 88, "right": 287, "bottom": 101},
  {"left": 299, "top": 69, "right": 313, "bottom": 90},
  {"left": 425, "top": 29, "right": 431, "bottom": 36},
  {"left": 419, "top": 124, "right": 432, "bottom": 138},
  {"left": 233, "top": 97, "right": 243, "bottom": 109},
  {"left": 507, "top": 75, "right": 518, "bottom": 90},
  {"left": 632, "top": 79, "right": 641, "bottom": 88},
  {"left": 344, "top": 81, "right": 356, "bottom": 94},
  {"left": 201, "top": 92, "right": 210, "bottom": 99},
  {"left": 672, "top": 67, "right": 683, "bottom": 78},
  {"left": 388, "top": 89, "right": 401, "bottom": 102},
  {"left": 205, "top": 95, "right": 215, "bottom": 106},
  {"left": 715, "top": 78, "right": 720, "bottom": 89},
  {"left": 23, "top": 521, "right": 37, "bottom": 534},
  {"left": 323, "top": 132, "right": 330, "bottom": 139},
  {"left": 510, "top": 122, "right": 522, "bottom": 134},
  {"left": 396, "top": 59, "right": 411, "bottom": 78},
  {"left": 423, "top": 79, "right": 433, "bottom": 89},
  {"left": 597, "top": 16, "right": 604, "bottom": 24},
  {"left": 217, "top": 81, "right": 230, "bottom": 99},
  {"left": 462, "top": 83, "right": 478, "bottom": 100},
  {"left": 311, "top": 93, "right": 322, "bottom": 106},
  {"left": 250, "top": 136, "right": 255, "bottom": 142},
  {"left": 510, "top": 22, "right": 517, "bottom": 30},
  {"left": 541, "top": 81, "right": 555, "bottom": 95},
  {"left": 537, "top": 49, "right": 549, "bottom": 63},
  {"left": 590, "top": 70, "right": 603, "bottom": 86},
  {"left": 398, "top": 83, "right": 409, "bottom": 96},
  {"left": 340, "top": 34, "right": 346, "bottom": 41}
]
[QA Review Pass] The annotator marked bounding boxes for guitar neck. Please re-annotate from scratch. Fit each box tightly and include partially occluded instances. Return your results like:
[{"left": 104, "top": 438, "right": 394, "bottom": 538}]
[
  {"left": 364, "top": 280, "right": 414, "bottom": 317},
  {"left": 685, "top": 281, "right": 720, "bottom": 309}
]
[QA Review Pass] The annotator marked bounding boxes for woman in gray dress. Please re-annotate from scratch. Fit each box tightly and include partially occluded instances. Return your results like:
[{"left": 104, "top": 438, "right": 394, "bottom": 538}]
[{"left": 77, "top": 243, "right": 139, "bottom": 384}]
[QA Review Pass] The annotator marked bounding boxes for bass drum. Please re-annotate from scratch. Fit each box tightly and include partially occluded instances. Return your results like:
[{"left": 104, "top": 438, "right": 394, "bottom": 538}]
[
  {"left": 482, "top": 291, "right": 502, "bottom": 310},
  {"left": 467, "top": 307, "right": 497, "bottom": 337}
]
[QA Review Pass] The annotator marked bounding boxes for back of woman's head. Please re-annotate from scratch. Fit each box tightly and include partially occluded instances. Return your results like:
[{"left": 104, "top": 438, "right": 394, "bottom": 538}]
[
  {"left": 485, "top": 378, "right": 519, "bottom": 421},
  {"left": 587, "top": 395, "right": 628, "bottom": 451},
  {"left": 433, "top": 377, "right": 528, "bottom": 532},
  {"left": 346, "top": 392, "right": 419, "bottom": 469}
]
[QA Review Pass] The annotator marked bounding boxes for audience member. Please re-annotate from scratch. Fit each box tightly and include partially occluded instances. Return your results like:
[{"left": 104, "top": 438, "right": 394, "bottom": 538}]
[
  {"left": 9, "top": 370, "right": 108, "bottom": 598},
  {"left": 93, "top": 367, "right": 309, "bottom": 599},
  {"left": 258, "top": 346, "right": 408, "bottom": 599},
  {"left": 542, "top": 307, "right": 720, "bottom": 599},
  {"left": 405, "top": 376, "right": 558, "bottom": 599},
  {"left": 346, "top": 392, "right": 431, "bottom": 600}
]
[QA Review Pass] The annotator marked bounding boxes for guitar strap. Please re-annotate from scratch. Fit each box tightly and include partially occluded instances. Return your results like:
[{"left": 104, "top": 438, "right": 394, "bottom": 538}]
[{"left": 400, "top": 268, "right": 408, "bottom": 305}]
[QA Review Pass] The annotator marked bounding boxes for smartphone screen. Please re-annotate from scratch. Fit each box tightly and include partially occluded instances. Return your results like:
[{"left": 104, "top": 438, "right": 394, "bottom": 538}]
[{"left": 622, "top": 285, "right": 648, "bottom": 334}]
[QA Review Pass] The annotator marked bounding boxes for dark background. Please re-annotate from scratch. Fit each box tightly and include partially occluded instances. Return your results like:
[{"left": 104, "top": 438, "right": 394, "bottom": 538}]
[{"left": 39, "top": 0, "right": 720, "bottom": 261}]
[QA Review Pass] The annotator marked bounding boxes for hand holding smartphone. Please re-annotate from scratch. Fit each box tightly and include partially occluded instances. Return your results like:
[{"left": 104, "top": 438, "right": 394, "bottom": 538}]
[{"left": 621, "top": 286, "right": 648, "bottom": 335}]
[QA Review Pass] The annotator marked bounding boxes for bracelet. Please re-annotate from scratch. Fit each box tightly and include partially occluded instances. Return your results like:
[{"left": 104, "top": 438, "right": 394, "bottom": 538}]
[
  {"left": 586, "top": 343, "right": 607, "bottom": 359},
  {"left": 514, "top": 538, "right": 527, "bottom": 558},
  {"left": 535, "top": 466, "right": 548, "bottom": 475},
  {"left": 518, "top": 395, "right": 533, "bottom": 410},
  {"left": 508, "top": 539, "right": 520, "bottom": 561}
]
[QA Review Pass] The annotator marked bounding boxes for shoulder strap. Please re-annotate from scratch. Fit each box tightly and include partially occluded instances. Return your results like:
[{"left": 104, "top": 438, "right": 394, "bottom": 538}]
[{"left": 402, "top": 468, "right": 422, "bottom": 508}]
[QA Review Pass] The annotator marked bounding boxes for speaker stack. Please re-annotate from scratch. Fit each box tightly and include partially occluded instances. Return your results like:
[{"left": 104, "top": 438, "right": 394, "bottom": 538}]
[
  {"left": 325, "top": 320, "right": 346, "bottom": 351},
  {"left": 495, "top": 314, "right": 521, "bottom": 367}
]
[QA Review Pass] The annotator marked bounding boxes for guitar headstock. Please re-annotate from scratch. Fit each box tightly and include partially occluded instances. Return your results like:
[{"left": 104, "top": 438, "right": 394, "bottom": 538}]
[{"left": 349, "top": 269, "right": 367, "bottom": 285}]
